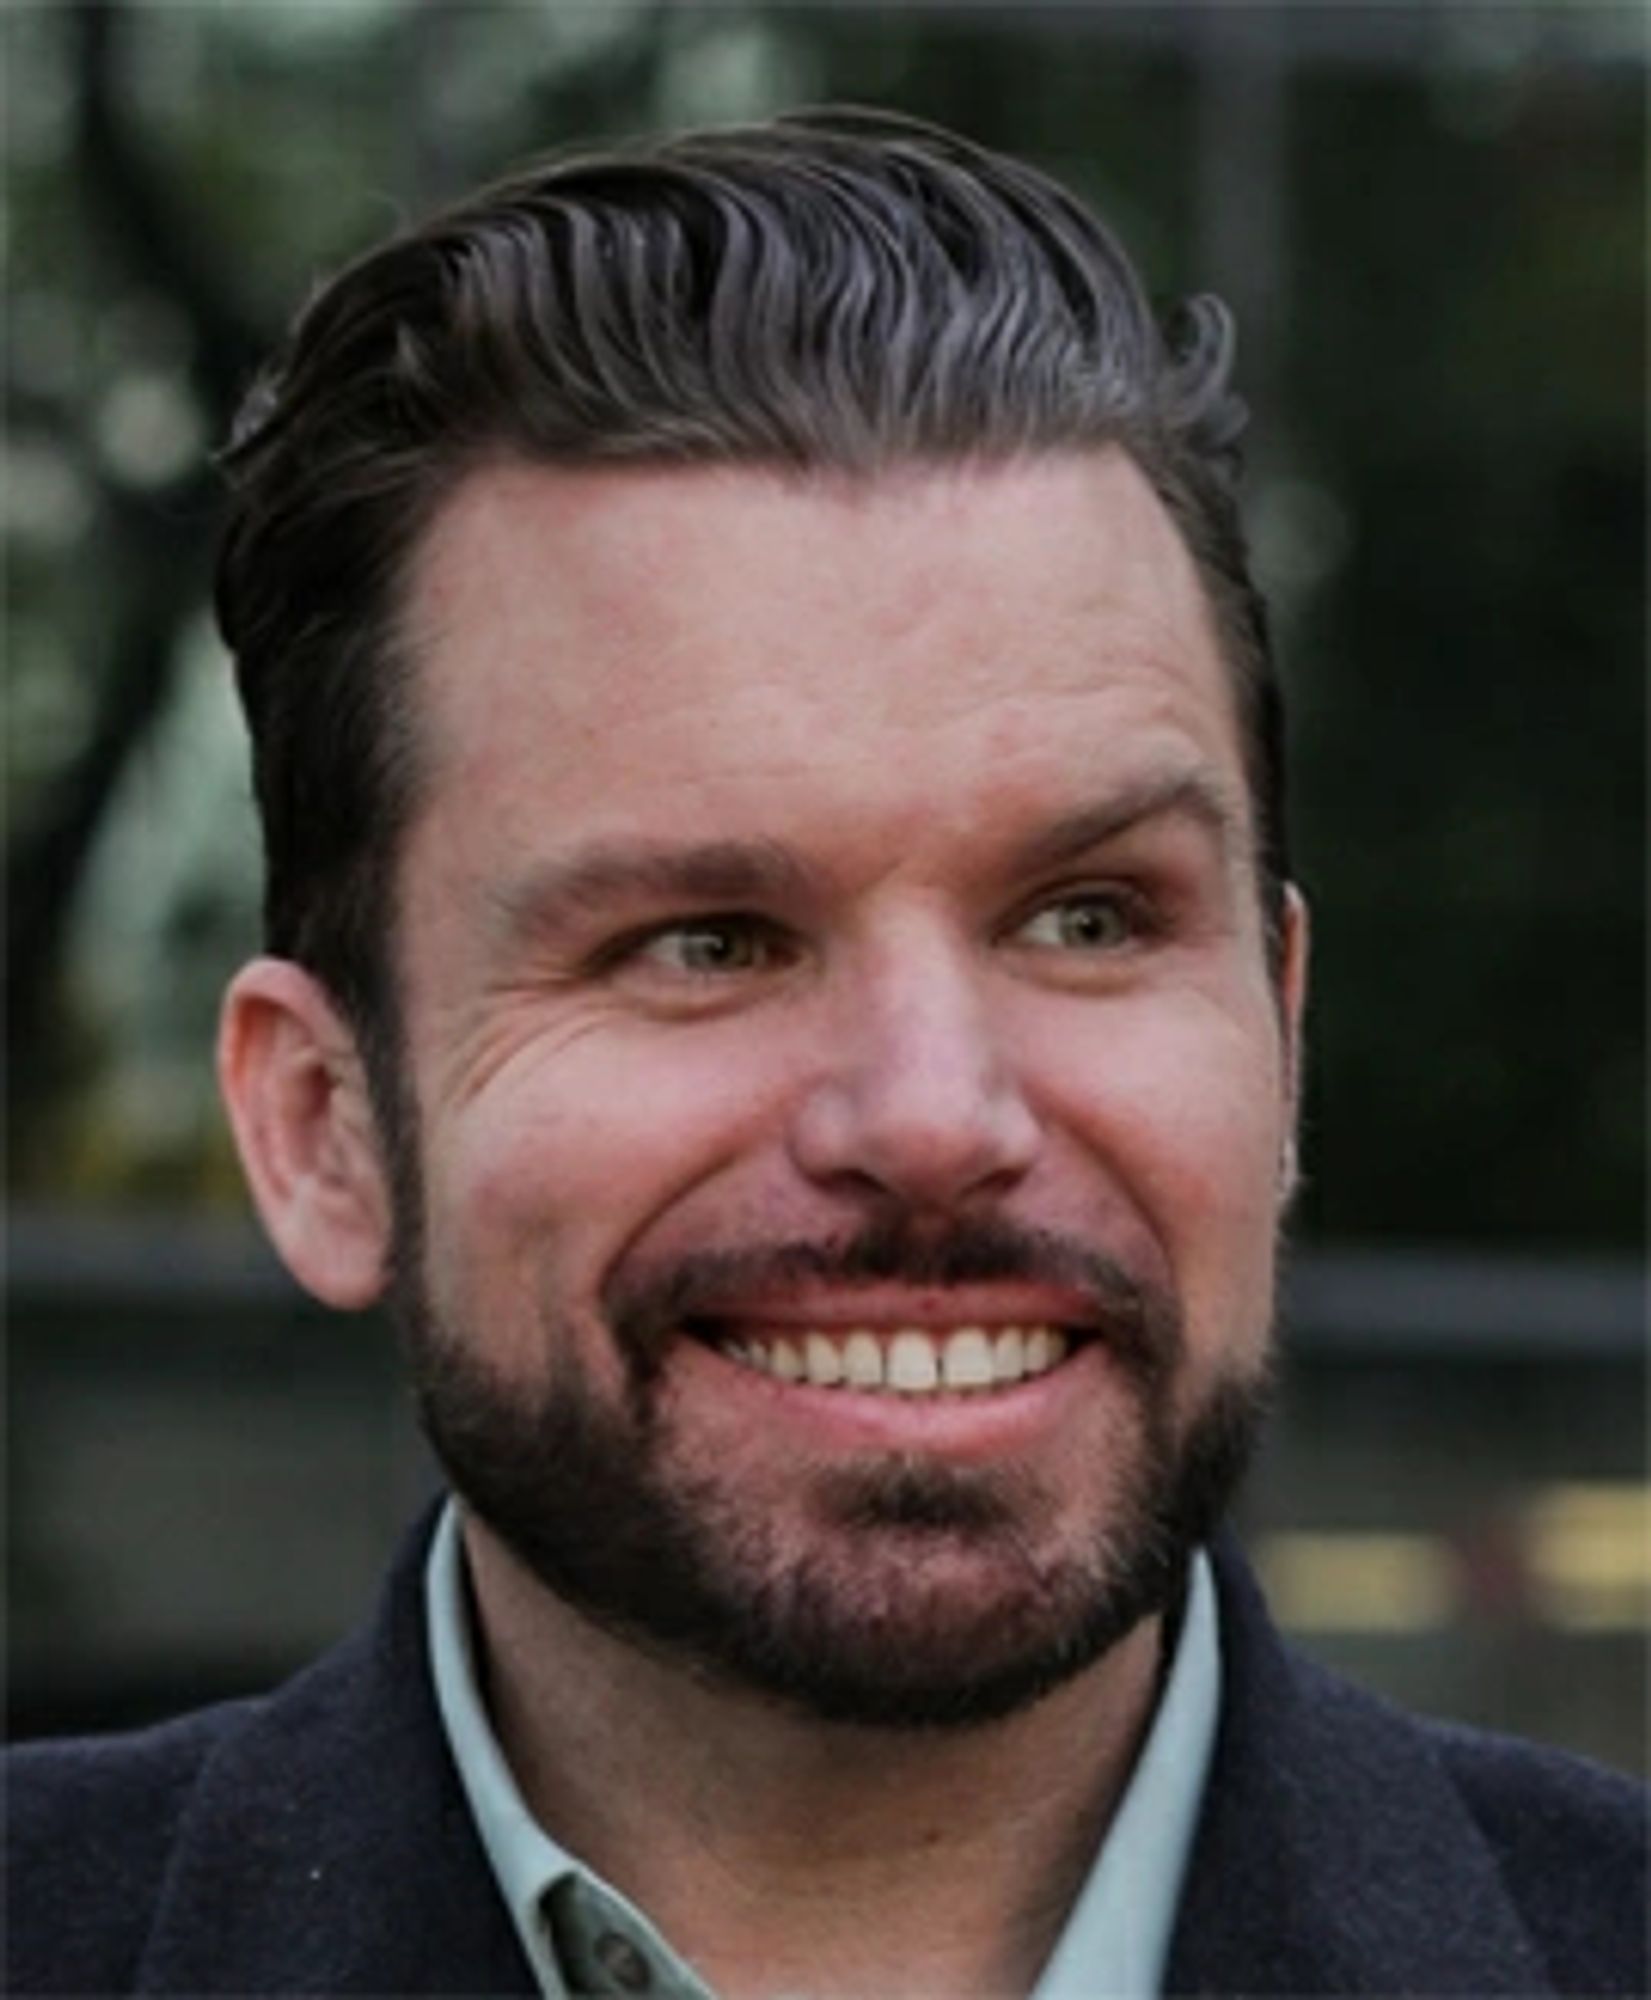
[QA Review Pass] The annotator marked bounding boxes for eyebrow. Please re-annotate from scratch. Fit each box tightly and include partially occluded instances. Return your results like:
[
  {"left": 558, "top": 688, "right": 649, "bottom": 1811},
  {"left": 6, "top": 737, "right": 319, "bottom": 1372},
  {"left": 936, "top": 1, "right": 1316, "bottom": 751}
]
[
  {"left": 490, "top": 767, "right": 1247, "bottom": 947},
  {"left": 491, "top": 838, "right": 812, "bottom": 945},
  {"left": 1010, "top": 769, "right": 1248, "bottom": 879}
]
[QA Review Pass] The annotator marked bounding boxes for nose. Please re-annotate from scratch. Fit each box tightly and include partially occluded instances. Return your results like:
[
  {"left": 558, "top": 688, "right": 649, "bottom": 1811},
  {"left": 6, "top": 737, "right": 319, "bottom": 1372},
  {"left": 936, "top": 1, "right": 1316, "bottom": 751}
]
[{"left": 786, "top": 937, "right": 1043, "bottom": 1211}]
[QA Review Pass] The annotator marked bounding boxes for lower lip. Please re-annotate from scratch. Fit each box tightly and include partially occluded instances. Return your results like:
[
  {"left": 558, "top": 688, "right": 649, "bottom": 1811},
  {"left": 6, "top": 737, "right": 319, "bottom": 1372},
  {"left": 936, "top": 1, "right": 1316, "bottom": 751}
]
[{"left": 663, "top": 1333, "right": 1118, "bottom": 1463}]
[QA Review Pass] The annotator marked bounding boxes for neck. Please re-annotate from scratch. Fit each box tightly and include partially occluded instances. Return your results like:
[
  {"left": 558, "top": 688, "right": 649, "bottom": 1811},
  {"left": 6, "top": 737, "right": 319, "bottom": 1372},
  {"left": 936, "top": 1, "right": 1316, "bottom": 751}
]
[{"left": 461, "top": 1513, "right": 1168, "bottom": 2000}]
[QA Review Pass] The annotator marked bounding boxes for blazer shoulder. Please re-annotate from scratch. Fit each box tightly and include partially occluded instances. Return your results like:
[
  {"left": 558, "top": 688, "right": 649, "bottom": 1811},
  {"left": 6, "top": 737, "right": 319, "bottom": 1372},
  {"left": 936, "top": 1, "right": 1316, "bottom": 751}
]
[
  {"left": 6, "top": 1699, "right": 261, "bottom": 1994},
  {"left": 1192, "top": 1539, "right": 1646, "bottom": 1998},
  {"left": 1426, "top": 1716, "right": 1648, "bottom": 1995}
]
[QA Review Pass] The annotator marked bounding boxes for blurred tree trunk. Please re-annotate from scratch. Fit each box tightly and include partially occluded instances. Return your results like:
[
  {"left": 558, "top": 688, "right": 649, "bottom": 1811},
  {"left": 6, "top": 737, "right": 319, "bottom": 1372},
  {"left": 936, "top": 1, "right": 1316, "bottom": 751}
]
[{"left": 7, "top": 1, "right": 262, "bottom": 1167}]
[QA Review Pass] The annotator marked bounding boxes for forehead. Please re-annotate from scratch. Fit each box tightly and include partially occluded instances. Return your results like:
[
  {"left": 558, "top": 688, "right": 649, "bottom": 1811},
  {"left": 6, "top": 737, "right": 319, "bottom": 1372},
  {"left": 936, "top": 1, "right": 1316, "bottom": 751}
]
[{"left": 399, "top": 451, "right": 1248, "bottom": 866}]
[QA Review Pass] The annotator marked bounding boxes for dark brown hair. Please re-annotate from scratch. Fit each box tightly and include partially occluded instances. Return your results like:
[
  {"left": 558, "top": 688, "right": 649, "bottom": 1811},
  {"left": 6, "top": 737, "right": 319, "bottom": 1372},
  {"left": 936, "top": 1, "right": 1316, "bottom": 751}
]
[{"left": 215, "top": 106, "right": 1287, "bottom": 1098}]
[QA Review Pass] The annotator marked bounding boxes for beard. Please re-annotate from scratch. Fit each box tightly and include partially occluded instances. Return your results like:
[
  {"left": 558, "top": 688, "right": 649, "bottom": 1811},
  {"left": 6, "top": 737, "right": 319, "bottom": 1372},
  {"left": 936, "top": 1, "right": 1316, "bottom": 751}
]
[{"left": 394, "top": 1203, "right": 1272, "bottom": 1732}]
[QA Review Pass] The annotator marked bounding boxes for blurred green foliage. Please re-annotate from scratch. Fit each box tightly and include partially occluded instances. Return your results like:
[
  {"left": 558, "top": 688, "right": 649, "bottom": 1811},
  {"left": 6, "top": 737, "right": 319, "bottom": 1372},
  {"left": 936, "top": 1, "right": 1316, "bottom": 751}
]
[{"left": 4, "top": 2, "right": 1644, "bottom": 1245}]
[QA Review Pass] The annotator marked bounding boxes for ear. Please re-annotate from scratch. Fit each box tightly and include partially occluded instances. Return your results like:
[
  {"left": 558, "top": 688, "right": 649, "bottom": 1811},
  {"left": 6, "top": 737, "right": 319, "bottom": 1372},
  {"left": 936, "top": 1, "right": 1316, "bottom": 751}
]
[
  {"left": 217, "top": 957, "right": 395, "bottom": 1311},
  {"left": 1277, "top": 885, "right": 1311, "bottom": 1196}
]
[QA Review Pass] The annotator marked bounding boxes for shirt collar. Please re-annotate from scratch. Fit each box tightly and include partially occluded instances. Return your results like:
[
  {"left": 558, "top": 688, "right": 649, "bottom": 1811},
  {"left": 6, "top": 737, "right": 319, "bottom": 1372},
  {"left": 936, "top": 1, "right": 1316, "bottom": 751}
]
[
  {"left": 427, "top": 1499, "right": 1220, "bottom": 1999},
  {"left": 426, "top": 1502, "right": 711, "bottom": 1999},
  {"left": 1031, "top": 1548, "right": 1221, "bottom": 1997}
]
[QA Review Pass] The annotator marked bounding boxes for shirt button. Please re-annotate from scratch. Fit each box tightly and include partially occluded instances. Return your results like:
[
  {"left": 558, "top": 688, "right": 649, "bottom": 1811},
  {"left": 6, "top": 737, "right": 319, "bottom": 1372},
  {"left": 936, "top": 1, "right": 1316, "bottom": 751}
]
[{"left": 593, "top": 1929, "right": 654, "bottom": 1992}]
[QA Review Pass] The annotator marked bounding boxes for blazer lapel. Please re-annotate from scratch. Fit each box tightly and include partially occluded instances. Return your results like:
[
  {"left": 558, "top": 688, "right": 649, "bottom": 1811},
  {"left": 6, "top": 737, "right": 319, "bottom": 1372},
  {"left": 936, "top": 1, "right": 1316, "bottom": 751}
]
[
  {"left": 135, "top": 1507, "right": 537, "bottom": 1996},
  {"left": 1165, "top": 1536, "right": 1551, "bottom": 1997}
]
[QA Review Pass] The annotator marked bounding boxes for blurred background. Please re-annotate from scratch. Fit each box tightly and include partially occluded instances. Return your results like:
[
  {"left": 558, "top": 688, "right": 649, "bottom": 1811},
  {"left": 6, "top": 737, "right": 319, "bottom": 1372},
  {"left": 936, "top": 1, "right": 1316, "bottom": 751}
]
[{"left": 6, "top": 0, "right": 1645, "bottom": 1772}]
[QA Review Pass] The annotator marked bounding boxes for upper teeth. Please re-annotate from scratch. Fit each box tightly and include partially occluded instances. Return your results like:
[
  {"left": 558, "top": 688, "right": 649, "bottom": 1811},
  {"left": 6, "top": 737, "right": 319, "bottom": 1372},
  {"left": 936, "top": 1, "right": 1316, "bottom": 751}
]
[{"left": 719, "top": 1325, "right": 1070, "bottom": 1395}]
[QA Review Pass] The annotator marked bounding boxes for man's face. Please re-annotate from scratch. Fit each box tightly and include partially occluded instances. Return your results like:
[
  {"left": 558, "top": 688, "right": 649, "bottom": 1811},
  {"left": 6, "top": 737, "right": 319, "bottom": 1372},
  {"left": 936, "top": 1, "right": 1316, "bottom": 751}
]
[{"left": 388, "top": 450, "right": 1303, "bottom": 1726}]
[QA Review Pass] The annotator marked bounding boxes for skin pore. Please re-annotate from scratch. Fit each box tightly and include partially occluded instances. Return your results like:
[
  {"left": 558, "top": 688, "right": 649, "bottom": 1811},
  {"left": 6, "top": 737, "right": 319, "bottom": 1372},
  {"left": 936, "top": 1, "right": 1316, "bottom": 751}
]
[{"left": 221, "top": 449, "right": 1305, "bottom": 1999}]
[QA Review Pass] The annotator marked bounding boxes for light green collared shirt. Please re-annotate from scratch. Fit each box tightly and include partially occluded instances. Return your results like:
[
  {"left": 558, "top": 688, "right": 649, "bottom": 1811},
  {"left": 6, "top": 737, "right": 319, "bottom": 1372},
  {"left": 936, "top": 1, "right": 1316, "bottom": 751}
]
[{"left": 427, "top": 1502, "right": 1220, "bottom": 1999}]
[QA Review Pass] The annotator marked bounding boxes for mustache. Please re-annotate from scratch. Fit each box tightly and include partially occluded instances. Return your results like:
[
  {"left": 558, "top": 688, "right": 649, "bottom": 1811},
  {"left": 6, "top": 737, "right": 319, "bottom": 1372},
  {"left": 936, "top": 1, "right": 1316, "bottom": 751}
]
[{"left": 605, "top": 1211, "right": 1181, "bottom": 1388}]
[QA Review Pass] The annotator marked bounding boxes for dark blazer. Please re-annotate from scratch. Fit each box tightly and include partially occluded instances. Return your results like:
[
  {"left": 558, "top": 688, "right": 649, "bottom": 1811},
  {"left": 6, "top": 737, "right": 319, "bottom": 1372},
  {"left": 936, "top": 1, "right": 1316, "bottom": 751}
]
[{"left": 8, "top": 1513, "right": 1645, "bottom": 1997}]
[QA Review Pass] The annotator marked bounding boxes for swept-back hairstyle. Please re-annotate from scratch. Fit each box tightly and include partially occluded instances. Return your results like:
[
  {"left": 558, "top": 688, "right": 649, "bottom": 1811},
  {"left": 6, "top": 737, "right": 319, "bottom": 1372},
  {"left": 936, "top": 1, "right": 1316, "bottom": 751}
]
[{"left": 216, "top": 106, "right": 1286, "bottom": 1100}]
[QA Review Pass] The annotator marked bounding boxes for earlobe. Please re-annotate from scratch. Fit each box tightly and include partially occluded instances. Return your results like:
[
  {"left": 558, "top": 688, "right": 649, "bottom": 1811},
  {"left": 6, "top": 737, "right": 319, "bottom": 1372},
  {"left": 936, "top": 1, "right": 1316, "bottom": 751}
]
[{"left": 217, "top": 957, "right": 394, "bottom": 1311}]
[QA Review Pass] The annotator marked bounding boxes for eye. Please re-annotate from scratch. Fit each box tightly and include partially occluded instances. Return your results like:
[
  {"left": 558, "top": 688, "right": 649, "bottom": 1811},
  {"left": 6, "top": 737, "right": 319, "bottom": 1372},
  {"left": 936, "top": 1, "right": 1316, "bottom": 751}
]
[
  {"left": 1015, "top": 891, "right": 1141, "bottom": 954},
  {"left": 630, "top": 916, "right": 785, "bottom": 976}
]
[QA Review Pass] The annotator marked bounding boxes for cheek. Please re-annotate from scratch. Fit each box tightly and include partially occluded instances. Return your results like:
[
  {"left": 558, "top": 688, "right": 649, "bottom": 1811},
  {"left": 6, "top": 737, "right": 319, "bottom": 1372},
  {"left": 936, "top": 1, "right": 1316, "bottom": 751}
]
[
  {"left": 417, "top": 1032, "right": 782, "bottom": 1353},
  {"left": 1042, "top": 997, "right": 1286, "bottom": 1307},
  {"left": 1118, "top": 1062, "right": 1283, "bottom": 1224}
]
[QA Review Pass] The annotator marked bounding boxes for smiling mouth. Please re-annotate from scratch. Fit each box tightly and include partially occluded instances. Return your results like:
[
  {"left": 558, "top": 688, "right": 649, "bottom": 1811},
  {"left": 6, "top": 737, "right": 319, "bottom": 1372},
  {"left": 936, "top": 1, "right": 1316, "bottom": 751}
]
[{"left": 700, "top": 1323, "right": 1085, "bottom": 1397}]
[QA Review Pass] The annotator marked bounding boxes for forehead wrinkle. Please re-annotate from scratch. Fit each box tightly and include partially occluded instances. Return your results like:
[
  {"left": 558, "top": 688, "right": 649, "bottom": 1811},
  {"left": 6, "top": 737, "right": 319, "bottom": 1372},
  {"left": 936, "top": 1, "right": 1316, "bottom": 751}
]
[{"left": 489, "top": 837, "right": 813, "bottom": 944}]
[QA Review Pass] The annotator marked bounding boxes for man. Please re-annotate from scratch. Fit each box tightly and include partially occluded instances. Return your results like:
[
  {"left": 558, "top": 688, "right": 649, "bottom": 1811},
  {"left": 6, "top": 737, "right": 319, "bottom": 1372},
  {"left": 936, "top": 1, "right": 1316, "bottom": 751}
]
[{"left": 8, "top": 108, "right": 1643, "bottom": 1998}]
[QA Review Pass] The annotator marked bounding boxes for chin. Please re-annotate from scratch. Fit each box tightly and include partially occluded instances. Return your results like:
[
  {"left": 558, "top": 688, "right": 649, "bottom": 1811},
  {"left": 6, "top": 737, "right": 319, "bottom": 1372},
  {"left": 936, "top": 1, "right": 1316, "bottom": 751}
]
[{"left": 414, "top": 1308, "right": 1270, "bottom": 1730}]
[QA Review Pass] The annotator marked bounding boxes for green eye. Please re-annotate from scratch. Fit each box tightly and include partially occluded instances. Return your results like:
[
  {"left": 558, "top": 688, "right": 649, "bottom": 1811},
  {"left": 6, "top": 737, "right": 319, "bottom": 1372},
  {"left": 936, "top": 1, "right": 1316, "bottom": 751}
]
[{"left": 1020, "top": 895, "right": 1136, "bottom": 952}]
